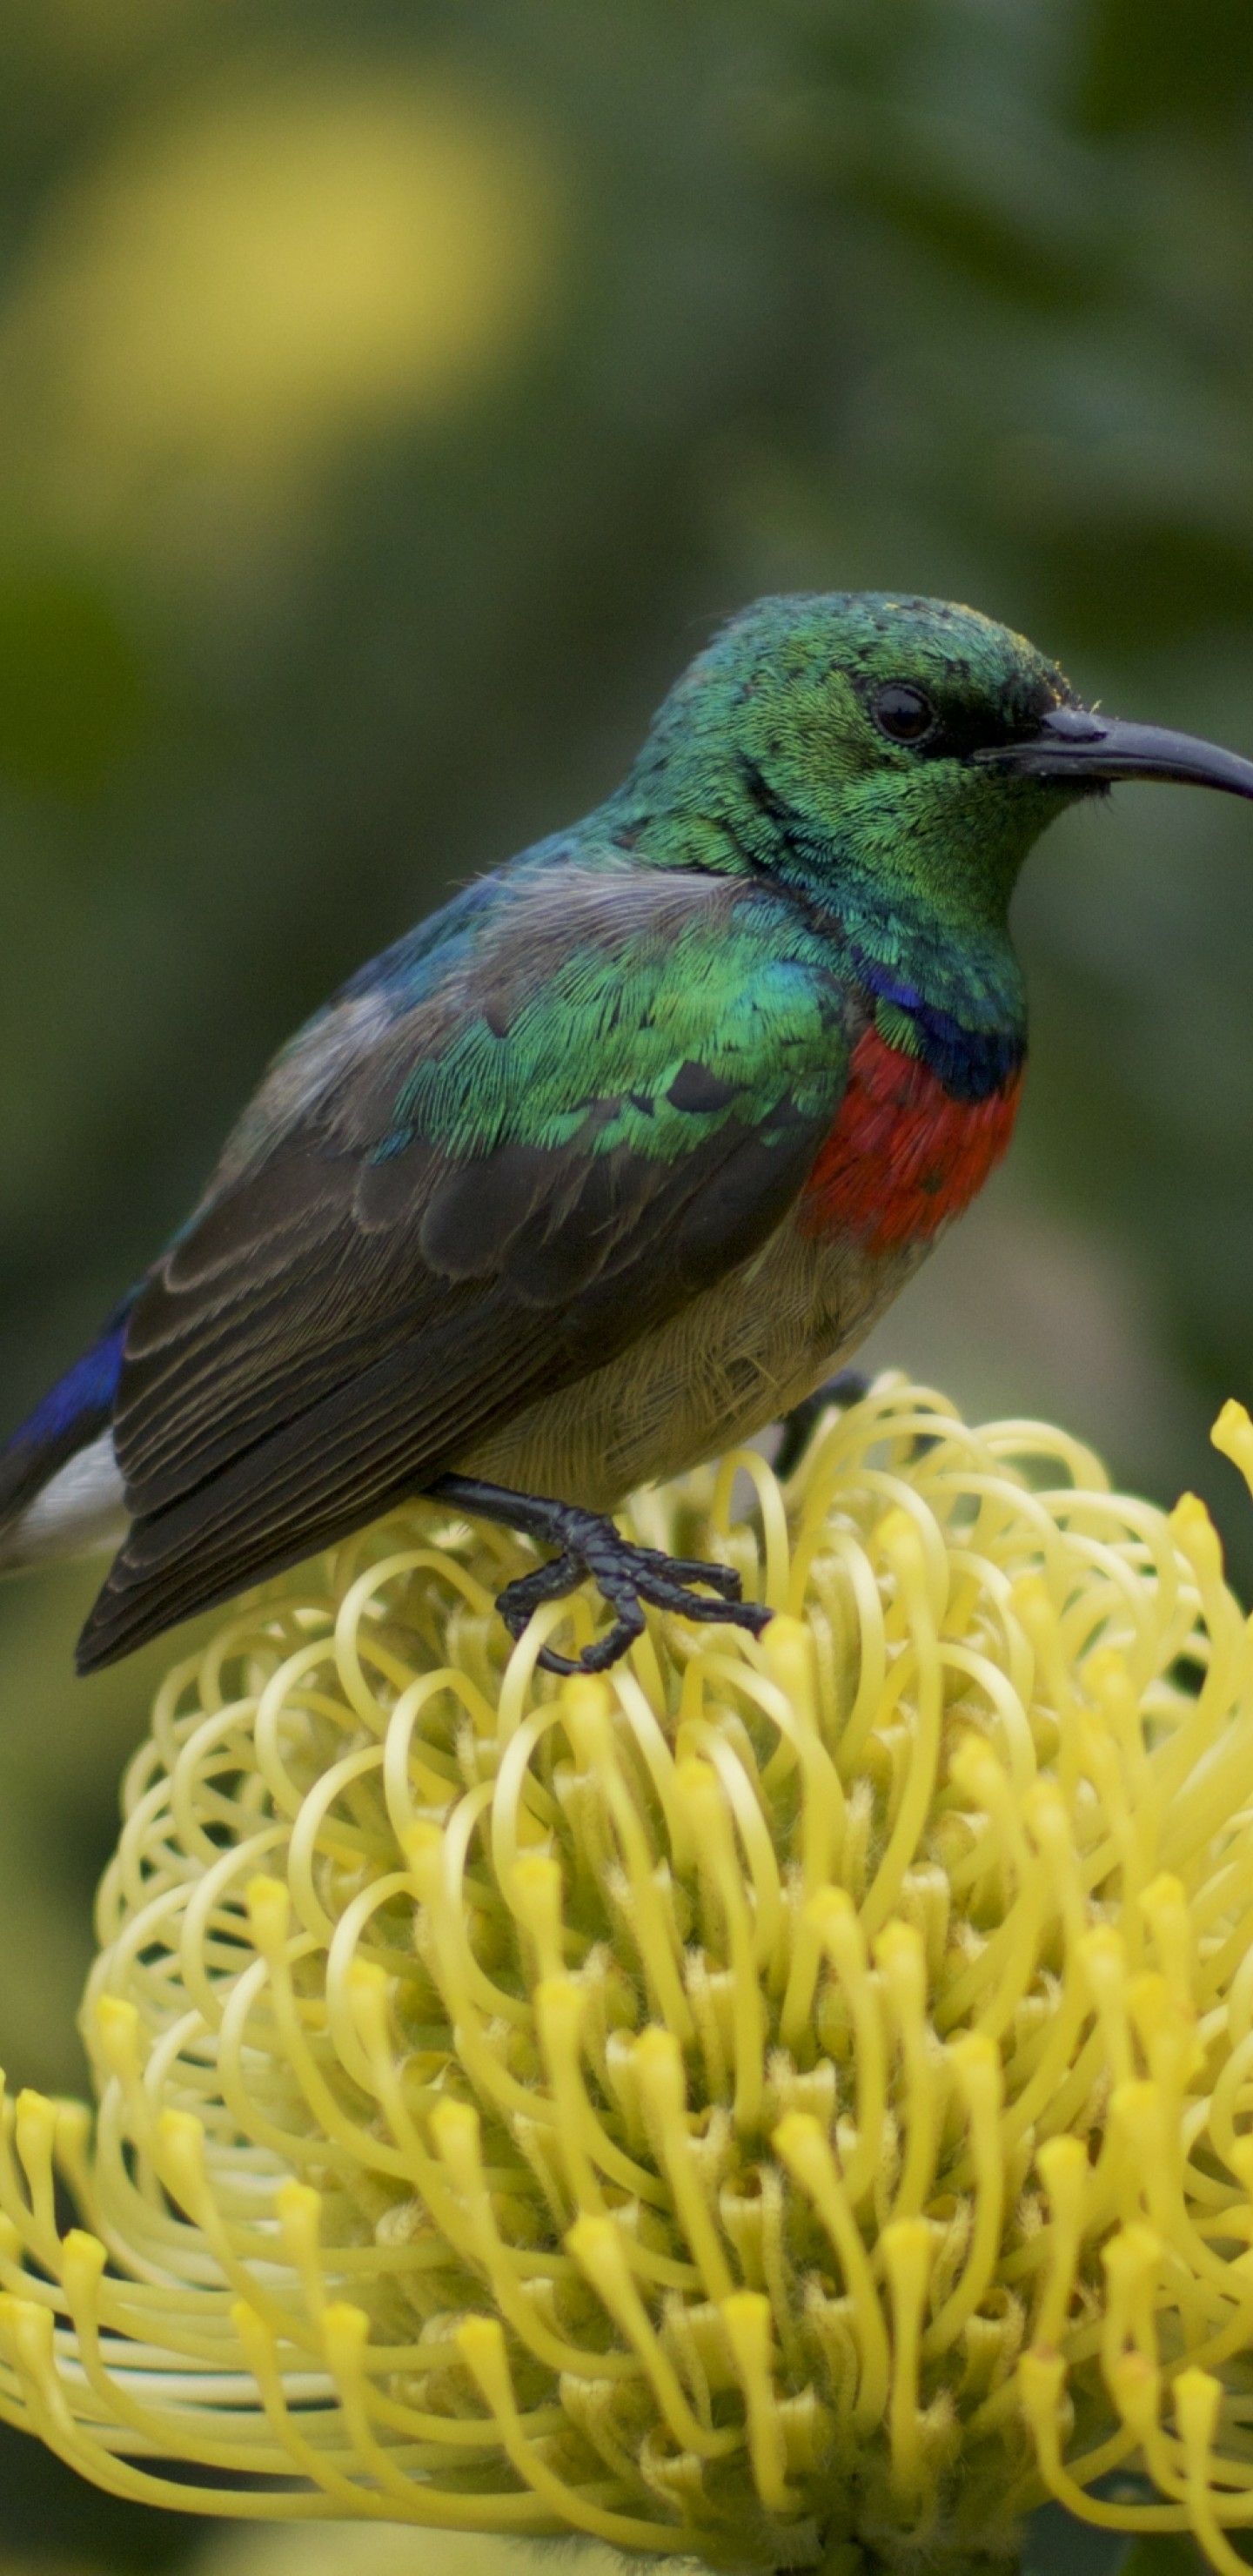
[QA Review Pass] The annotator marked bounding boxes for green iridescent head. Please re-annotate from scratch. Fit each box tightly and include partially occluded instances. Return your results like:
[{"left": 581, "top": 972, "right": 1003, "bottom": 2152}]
[{"left": 615, "top": 588, "right": 1253, "bottom": 942}]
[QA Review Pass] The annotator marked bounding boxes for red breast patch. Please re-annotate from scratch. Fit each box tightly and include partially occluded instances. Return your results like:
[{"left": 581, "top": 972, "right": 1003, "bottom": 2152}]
[{"left": 800, "top": 1027, "right": 1022, "bottom": 1253}]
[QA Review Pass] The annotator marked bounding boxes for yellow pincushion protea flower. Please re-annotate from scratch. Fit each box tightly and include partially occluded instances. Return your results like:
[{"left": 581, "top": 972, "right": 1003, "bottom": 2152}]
[{"left": 5, "top": 1376, "right": 1253, "bottom": 2573}]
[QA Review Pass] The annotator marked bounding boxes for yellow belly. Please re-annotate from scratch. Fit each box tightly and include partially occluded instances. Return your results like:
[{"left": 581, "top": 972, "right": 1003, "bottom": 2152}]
[{"left": 457, "top": 1209, "right": 932, "bottom": 1508}]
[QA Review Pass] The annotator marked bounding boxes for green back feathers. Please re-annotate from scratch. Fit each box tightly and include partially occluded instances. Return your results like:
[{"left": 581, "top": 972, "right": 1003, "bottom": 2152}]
[{"left": 386, "top": 873, "right": 848, "bottom": 1168}]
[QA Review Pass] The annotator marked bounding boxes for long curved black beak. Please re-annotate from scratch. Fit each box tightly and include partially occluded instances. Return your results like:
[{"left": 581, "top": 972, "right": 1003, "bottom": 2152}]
[{"left": 975, "top": 703, "right": 1253, "bottom": 799}]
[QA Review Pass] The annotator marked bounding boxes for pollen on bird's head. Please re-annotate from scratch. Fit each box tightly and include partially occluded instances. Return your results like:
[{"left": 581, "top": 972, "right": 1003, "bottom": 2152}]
[{"left": 5, "top": 1375, "right": 1253, "bottom": 2575}]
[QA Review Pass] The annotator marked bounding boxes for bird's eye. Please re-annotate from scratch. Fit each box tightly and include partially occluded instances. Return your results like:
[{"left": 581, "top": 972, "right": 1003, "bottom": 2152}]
[{"left": 872, "top": 681, "right": 937, "bottom": 746}]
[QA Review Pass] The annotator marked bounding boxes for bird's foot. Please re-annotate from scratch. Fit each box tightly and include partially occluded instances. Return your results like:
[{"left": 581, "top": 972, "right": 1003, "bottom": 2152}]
[
  {"left": 430, "top": 1472, "right": 772, "bottom": 1677},
  {"left": 772, "top": 1367, "right": 870, "bottom": 1481}
]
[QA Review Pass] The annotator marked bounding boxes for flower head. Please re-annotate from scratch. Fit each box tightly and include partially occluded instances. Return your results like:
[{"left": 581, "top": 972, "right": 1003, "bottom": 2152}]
[{"left": 5, "top": 1376, "right": 1253, "bottom": 2573}]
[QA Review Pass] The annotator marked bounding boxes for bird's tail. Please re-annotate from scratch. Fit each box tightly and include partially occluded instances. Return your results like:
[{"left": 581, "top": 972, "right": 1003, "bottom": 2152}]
[{"left": 0, "top": 1302, "right": 132, "bottom": 1573}]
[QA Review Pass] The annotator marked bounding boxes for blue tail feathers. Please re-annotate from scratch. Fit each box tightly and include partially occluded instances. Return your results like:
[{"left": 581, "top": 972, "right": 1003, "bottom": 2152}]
[{"left": 0, "top": 1300, "right": 132, "bottom": 1532}]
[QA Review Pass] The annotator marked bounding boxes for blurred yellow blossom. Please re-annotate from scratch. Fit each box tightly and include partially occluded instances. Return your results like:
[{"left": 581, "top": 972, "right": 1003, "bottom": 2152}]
[
  {"left": 4, "top": 1379, "right": 1253, "bottom": 2570},
  {"left": 0, "top": 65, "right": 560, "bottom": 515}
]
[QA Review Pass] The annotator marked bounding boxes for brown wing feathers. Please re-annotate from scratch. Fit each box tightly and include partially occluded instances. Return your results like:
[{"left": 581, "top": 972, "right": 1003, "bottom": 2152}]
[
  {"left": 77, "top": 1102, "right": 826, "bottom": 1670},
  {"left": 75, "top": 866, "right": 845, "bottom": 1670}
]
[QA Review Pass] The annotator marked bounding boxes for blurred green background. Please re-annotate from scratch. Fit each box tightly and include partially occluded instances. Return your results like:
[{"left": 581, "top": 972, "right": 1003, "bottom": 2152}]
[{"left": 0, "top": 0, "right": 1249, "bottom": 2565}]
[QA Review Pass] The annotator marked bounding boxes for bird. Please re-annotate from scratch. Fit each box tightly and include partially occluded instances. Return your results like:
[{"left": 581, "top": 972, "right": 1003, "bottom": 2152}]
[{"left": 3, "top": 590, "right": 1253, "bottom": 1680}]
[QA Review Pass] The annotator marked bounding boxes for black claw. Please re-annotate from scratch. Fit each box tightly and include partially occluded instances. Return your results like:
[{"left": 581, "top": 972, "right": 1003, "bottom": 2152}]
[
  {"left": 649, "top": 1553, "right": 744, "bottom": 1600},
  {"left": 535, "top": 1609, "right": 646, "bottom": 1679},
  {"left": 431, "top": 1471, "right": 770, "bottom": 1676},
  {"left": 496, "top": 1550, "right": 582, "bottom": 1640},
  {"left": 773, "top": 1367, "right": 870, "bottom": 1481}
]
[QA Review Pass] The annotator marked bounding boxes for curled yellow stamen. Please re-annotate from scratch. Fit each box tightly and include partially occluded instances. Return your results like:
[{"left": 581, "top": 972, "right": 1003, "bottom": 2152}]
[{"left": 3, "top": 1374, "right": 1253, "bottom": 2573}]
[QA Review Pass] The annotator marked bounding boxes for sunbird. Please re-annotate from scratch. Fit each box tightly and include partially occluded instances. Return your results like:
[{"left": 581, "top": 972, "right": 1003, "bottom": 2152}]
[{"left": 3, "top": 592, "right": 1253, "bottom": 1678}]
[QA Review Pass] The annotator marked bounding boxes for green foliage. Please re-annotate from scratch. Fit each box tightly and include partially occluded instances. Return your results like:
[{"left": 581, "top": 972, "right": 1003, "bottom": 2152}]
[
  {"left": 1082, "top": 0, "right": 1253, "bottom": 131},
  {"left": 0, "top": 568, "right": 145, "bottom": 795}
]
